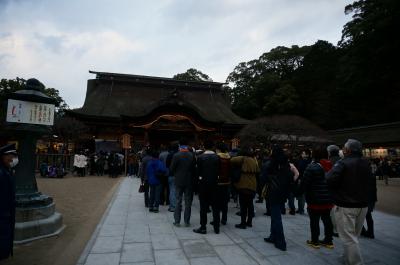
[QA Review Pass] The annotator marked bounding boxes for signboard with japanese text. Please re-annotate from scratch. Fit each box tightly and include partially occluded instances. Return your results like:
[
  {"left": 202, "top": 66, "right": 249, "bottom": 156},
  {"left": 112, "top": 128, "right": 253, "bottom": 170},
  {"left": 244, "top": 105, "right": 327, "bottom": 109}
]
[
  {"left": 121, "top": 134, "right": 131, "bottom": 149},
  {"left": 6, "top": 99, "right": 55, "bottom": 126}
]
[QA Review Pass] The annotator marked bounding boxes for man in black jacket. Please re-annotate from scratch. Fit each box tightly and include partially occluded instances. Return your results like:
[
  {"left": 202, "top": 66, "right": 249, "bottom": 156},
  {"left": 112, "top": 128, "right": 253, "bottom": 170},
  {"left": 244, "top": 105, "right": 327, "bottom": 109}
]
[
  {"left": 0, "top": 144, "right": 18, "bottom": 261},
  {"left": 327, "top": 139, "right": 373, "bottom": 265},
  {"left": 193, "top": 140, "right": 220, "bottom": 234}
]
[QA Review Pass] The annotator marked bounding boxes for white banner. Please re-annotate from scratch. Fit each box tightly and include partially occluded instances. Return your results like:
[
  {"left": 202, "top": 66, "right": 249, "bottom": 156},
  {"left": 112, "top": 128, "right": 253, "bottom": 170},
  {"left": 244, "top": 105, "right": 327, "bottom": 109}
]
[{"left": 6, "top": 99, "right": 55, "bottom": 126}]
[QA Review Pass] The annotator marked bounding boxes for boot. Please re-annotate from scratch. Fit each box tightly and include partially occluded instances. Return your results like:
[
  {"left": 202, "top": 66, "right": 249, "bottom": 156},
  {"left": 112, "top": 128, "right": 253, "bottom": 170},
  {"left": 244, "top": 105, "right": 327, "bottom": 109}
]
[
  {"left": 246, "top": 217, "right": 253, "bottom": 227},
  {"left": 193, "top": 226, "right": 207, "bottom": 234}
]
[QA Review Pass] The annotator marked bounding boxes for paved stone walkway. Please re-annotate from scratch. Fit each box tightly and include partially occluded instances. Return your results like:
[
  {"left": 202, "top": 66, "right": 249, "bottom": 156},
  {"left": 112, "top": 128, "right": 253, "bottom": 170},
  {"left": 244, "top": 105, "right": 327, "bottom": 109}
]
[{"left": 77, "top": 178, "right": 400, "bottom": 265}]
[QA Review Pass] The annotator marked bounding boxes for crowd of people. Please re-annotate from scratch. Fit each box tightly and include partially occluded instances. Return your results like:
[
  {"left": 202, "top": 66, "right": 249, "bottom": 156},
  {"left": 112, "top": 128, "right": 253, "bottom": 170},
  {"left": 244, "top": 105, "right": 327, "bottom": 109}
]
[
  {"left": 0, "top": 138, "right": 380, "bottom": 264},
  {"left": 72, "top": 151, "right": 138, "bottom": 178},
  {"left": 136, "top": 138, "right": 376, "bottom": 265},
  {"left": 371, "top": 157, "right": 400, "bottom": 185}
]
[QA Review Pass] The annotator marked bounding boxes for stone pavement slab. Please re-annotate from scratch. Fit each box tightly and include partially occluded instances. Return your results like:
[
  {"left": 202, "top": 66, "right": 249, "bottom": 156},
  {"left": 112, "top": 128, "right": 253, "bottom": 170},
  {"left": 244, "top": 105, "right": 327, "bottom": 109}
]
[{"left": 78, "top": 177, "right": 400, "bottom": 265}]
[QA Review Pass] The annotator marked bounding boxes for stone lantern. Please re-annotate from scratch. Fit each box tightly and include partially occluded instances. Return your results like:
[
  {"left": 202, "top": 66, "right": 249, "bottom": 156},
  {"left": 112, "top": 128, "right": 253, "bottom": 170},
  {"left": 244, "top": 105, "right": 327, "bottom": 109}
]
[{"left": 3, "top": 78, "right": 64, "bottom": 243}]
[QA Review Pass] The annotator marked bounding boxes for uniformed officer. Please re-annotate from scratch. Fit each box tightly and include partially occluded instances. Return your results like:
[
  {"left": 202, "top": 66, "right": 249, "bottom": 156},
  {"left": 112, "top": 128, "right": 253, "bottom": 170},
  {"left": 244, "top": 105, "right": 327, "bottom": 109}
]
[{"left": 0, "top": 143, "right": 18, "bottom": 260}]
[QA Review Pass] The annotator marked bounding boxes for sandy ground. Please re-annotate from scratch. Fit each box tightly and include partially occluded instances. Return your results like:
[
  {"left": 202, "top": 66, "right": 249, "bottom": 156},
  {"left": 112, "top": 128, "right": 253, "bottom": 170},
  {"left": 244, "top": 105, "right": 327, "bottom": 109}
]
[
  {"left": 2, "top": 175, "right": 122, "bottom": 265},
  {"left": 375, "top": 179, "right": 400, "bottom": 216}
]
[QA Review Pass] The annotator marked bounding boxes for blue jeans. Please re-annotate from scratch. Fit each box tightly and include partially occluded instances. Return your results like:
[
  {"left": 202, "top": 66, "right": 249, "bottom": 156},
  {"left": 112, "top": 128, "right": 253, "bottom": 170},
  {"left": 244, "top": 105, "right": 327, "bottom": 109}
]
[
  {"left": 269, "top": 203, "right": 287, "bottom": 249},
  {"left": 174, "top": 185, "right": 193, "bottom": 224},
  {"left": 127, "top": 164, "right": 135, "bottom": 176},
  {"left": 149, "top": 184, "right": 162, "bottom": 210},
  {"left": 168, "top": 176, "right": 176, "bottom": 210}
]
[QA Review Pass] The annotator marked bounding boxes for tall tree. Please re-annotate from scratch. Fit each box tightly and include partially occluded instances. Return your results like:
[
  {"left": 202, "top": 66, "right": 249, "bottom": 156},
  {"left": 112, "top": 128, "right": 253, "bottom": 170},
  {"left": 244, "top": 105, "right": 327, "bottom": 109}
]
[
  {"left": 173, "top": 68, "right": 213, "bottom": 82},
  {"left": 293, "top": 40, "right": 340, "bottom": 128},
  {"left": 227, "top": 45, "right": 309, "bottom": 119},
  {"left": 338, "top": 0, "right": 400, "bottom": 126},
  {"left": 0, "top": 77, "right": 69, "bottom": 122}
]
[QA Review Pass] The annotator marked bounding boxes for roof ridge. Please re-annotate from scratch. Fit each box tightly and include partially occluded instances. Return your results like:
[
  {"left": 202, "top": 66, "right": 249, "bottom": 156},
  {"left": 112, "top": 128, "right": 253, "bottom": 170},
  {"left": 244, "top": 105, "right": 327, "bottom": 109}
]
[{"left": 89, "top": 70, "right": 226, "bottom": 86}]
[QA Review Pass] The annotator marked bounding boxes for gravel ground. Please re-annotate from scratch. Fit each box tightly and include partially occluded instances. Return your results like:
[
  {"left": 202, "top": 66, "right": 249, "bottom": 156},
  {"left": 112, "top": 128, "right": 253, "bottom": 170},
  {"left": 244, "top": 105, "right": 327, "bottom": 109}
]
[
  {"left": 376, "top": 178, "right": 400, "bottom": 216},
  {"left": 2, "top": 175, "right": 122, "bottom": 265}
]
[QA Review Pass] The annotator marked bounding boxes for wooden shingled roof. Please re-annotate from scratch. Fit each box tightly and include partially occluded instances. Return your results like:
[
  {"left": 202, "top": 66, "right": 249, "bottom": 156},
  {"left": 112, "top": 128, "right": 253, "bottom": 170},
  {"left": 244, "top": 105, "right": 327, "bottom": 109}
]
[
  {"left": 68, "top": 71, "right": 248, "bottom": 126},
  {"left": 238, "top": 115, "right": 331, "bottom": 146},
  {"left": 329, "top": 121, "right": 400, "bottom": 147}
]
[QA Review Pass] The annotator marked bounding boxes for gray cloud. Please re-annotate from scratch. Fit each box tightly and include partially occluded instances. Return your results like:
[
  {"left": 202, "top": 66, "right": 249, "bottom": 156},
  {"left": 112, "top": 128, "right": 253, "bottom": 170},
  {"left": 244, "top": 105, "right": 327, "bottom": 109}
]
[{"left": 0, "top": 0, "right": 353, "bottom": 108}]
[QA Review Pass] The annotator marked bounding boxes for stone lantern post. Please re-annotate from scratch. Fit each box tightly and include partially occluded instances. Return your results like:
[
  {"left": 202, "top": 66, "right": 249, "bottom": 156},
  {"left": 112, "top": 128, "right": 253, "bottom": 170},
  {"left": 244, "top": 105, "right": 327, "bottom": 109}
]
[{"left": 3, "top": 78, "right": 64, "bottom": 243}]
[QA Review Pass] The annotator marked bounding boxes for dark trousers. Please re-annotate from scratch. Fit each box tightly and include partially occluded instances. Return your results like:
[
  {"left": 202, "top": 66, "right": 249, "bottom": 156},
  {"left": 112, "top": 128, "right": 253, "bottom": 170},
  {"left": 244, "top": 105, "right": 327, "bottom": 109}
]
[
  {"left": 127, "top": 164, "right": 135, "bottom": 176},
  {"left": 199, "top": 185, "right": 219, "bottom": 229},
  {"left": 307, "top": 208, "right": 333, "bottom": 243},
  {"left": 174, "top": 185, "right": 193, "bottom": 224},
  {"left": 77, "top": 167, "right": 85, "bottom": 177},
  {"left": 160, "top": 177, "right": 170, "bottom": 206},
  {"left": 297, "top": 195, "right": 305, "bottom": 214},
  {"left": 0, "top": 216, "right": 13, "bottom": 260},
  {"left": 362, "top": 204, "right": 374, "bottom": 236},
  {"left": 288, "top": 192, "right": 295, "bottom": 211},
  {"left": 265, "top": 195, "right": 271, "bottom": 214},
  {"left": 269, "top": 203, "right": 286, "bottom": 249},
  {"left": 256, "top": 175, "right": 264, "bottom": 201},
  {"left": 96, "top": 165, "right": 104, "bottom": 176},
  {"left": 216, "top": 185, "right": 229, "bottom": 224},
  {"left": 143, "top": 182, "right": 150, "bottom": 207},
  {"left": 238, "top": 190, "right": 254, "bottom": 225},
  {"left": 149, "top": 184, "right": 162, "bottom": 209}
]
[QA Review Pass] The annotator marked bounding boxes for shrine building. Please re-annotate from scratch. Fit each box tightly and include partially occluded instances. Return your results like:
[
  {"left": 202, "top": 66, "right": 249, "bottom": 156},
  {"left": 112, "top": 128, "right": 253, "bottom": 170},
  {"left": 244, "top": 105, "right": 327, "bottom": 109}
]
[{"left": 67, "top": 71, "right": 248, "bottom": 150}]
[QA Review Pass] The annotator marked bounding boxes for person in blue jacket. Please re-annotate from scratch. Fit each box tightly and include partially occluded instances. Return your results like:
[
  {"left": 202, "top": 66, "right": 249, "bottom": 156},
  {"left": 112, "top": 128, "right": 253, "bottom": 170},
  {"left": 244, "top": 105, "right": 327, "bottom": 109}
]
[{"left": 146, "top": 150, "right": 168, "bottom": 213}]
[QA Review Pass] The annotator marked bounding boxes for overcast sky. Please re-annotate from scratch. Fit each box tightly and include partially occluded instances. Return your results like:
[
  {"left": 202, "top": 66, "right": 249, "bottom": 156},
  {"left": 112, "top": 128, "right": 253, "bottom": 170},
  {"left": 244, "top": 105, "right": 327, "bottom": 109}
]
[{"left": 0, "top": 0, "right": 353, "bottom": 108}]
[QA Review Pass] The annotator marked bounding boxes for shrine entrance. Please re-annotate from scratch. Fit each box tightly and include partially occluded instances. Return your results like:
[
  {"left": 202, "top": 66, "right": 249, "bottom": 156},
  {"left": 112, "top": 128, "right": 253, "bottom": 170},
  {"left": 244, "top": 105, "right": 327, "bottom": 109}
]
[
  {"left": 129, "top": 113, "right": 217, "bottom": 147},
  {"left": 148, "top": 130, "right": 195, "bottom": 146}
]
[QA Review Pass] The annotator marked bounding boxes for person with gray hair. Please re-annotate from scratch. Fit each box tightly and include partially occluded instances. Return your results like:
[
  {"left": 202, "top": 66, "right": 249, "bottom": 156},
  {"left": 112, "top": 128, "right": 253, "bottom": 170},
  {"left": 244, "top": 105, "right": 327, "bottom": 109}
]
[
  {"left": 327, "top": 145, "right": 341, "bottom": 166},
  {"left": 326, "top": 139, "right": 374, "bottom": 265}
]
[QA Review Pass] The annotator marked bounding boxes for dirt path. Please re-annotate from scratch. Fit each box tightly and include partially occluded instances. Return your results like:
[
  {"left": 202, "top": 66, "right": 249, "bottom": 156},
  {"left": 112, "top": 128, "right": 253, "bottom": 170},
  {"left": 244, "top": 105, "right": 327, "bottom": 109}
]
[{"left": 2, "top": 175, "right": 122, "bottom": 265}]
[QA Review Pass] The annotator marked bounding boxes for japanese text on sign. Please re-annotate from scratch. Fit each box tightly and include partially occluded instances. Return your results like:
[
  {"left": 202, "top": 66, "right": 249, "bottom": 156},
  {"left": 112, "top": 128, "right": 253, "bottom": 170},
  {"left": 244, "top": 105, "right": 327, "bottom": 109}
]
[{"left": 6, "top": 99, "right": 55, "bottom": 126}]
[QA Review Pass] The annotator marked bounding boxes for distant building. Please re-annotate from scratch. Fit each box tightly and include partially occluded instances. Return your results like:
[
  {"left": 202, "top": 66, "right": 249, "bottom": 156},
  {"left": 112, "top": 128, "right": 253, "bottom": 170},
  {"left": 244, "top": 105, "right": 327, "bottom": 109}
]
[
  {"left": 67, "top": 71, "right": 248, "bottom": 150},
  {"left": 329, "top": 121, "right": 400, "bottom": 159}
]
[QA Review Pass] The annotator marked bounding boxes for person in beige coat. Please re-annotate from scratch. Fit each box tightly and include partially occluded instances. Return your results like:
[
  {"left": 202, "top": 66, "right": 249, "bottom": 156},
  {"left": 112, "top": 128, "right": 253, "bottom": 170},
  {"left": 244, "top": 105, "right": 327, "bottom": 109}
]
[{"left": 231, "top": 147, "right": 260, "bottom": 229}]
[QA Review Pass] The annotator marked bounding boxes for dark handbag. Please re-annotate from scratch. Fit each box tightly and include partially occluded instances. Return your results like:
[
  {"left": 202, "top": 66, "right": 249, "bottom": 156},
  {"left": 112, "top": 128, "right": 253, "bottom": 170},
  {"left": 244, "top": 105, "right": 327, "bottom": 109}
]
[{"left": 138, "top": 183, "right": 145, "bottom": 193}]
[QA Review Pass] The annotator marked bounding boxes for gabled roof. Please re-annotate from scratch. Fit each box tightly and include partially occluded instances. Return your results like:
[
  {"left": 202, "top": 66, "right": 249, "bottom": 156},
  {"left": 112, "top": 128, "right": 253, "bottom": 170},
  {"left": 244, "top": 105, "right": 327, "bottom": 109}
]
[
  {"left": 89, "top": 70, "right": 226, "bottom": 87},
  {"left": 68, "top": 71, "right": 248, "bottom": 126}
]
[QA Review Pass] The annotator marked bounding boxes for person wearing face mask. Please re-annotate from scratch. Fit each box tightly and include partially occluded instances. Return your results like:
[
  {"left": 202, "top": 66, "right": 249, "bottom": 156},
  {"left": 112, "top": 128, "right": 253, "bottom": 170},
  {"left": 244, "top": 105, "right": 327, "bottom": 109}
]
[{"left": 0, "top": 143, "right": 18, "bottom": 260}]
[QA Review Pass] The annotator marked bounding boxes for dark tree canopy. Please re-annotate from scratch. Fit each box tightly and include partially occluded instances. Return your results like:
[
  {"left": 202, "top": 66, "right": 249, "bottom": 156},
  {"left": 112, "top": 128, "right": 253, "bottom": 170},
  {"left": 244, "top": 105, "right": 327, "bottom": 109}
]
[
  {"left": 0, "top": 77, "right": 69, "bottom": 131},
  {"left": 0, "top": 77, "right": 69, "bottom": 115},
  {"left": 53, "top": 116, "right": 89, "bottom": 141},
  {"left": 228, "top": 0, "right": 400, "bottom": 129},
  {"left": 173, "top": 68, "right": 213, "bottom": 82},
  {"left": 227, "top": 45, "right": 310, "bottom": 120}
]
